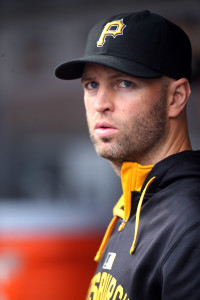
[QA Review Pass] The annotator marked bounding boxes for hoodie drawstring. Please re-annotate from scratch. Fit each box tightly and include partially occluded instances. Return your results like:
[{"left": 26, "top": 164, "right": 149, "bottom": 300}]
[
  {"left": 94, "top": 215, "right": 118, "bottom": 262},
  {"left": 94, "top": 176, "right": 156, "bottom": 262},
  {"left": 130, "top": 176, "right": 156, "bottom": 254}
]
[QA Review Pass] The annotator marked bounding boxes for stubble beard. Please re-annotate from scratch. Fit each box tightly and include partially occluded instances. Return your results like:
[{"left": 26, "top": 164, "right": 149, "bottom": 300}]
[{"left": 88, "top": 92, "right": 167, "bottom": 166}]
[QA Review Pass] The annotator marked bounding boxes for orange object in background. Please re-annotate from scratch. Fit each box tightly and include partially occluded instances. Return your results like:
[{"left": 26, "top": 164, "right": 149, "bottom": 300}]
[{"left": 0, "top": 233, "right": 102, "bottom": 300}]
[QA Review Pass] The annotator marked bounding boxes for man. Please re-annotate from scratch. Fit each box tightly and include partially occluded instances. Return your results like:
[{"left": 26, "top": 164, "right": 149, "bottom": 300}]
[{"left": 55, "top": 10, "right": 200, "bottom": 300}]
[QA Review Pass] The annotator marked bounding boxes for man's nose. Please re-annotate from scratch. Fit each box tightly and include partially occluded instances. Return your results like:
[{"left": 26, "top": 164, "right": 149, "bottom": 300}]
[{"left": 94, "top": 87, "right": 114, "bottom": 113}]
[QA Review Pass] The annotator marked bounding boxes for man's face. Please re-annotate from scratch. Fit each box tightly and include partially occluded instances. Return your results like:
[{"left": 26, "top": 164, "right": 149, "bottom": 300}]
[{"left": 82, "top": 63, "right": 169, "bottom": 165}]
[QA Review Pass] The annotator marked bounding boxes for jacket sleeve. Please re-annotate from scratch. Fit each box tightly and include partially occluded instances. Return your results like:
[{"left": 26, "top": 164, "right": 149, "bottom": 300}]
[{"left": 161, "top": 223, "right": 200, "bottom": 299}]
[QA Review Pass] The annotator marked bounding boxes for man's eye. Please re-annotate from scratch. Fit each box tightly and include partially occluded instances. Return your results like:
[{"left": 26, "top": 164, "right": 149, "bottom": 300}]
[
  {"left": 87, "top": 81, "right": 99, "bottom": 89},
  {"left": 119, "top": 80, "right": 133, "bottom": 88}
]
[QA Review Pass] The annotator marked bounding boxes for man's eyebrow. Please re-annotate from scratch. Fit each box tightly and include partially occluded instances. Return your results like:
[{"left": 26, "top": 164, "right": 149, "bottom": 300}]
[{"left": 81, "top": 75, "right": 95, "bottom": 83}]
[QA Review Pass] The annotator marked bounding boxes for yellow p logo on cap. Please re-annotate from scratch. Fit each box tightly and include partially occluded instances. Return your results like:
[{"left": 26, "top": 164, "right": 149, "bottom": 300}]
[{"left": 97, "top": 19, "right": 126, "bottom": 47}]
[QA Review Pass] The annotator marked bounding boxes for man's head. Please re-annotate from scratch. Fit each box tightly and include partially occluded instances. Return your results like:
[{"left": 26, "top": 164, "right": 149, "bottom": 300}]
[{"left": 55, "top": 10, "right": 192, "bottom": 172}]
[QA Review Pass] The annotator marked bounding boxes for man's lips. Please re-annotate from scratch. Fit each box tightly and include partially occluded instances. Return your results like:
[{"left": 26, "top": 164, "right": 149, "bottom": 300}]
[{"left": 94, "top": 122, "right": 118, "bottom": 137}]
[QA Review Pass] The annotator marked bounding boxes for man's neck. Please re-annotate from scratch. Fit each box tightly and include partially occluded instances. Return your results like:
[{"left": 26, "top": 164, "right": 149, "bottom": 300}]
[{"left": 109, "top": 134, "right": 192, "bottom": 177}]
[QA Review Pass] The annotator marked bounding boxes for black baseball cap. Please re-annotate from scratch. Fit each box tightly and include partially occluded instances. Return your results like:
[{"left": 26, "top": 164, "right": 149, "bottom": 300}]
[{"left": 55, "top": 10, "right": 192, "bottom": 81}]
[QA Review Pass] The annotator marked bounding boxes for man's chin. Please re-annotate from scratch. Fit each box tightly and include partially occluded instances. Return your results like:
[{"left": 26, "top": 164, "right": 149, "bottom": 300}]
[
  {"left": 94, "top": 143, "right": 123, "bottom": 162},
  {"left": 91, "top": 135, "right": 123, "bottom": 160},
  {"left": 95, "top": 144, "right": 113, "bottom": 158},
  {"left": 92, "top": 136, "right": 112, "bottom": 151}
]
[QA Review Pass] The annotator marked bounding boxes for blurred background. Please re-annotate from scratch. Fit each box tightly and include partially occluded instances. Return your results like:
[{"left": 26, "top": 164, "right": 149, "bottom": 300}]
[{"left": 0, "top": 0, "right": 200, "bottom": 299}]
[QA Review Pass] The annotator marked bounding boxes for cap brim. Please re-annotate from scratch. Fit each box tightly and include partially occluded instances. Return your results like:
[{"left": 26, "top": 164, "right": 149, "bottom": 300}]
[{"left": 55, "top": 55, "right": 162, "bottom": 80}]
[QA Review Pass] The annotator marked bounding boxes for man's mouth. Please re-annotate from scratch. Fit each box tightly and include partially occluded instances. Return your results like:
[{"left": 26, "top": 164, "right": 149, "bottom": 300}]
[{"left": 94, "top": 122, "right": 118, "bottom": 137}]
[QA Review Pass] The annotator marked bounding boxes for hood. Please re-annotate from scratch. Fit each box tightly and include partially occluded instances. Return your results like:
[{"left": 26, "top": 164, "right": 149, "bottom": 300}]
[
  {"left": 142, "top": 150, "right": 200, "bottom": 194},
  {"left": 94, "top": 150, "right": 200, "bottom": 262}
]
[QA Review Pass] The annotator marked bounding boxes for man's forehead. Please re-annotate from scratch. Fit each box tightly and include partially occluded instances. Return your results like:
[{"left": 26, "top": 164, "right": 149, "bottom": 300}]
[{"left": 82, "top": 62, "right": 136, "bottom": 80}]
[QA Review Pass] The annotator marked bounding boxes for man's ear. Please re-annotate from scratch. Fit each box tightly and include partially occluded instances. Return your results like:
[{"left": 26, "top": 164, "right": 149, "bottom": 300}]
[{"left": 168, "top": 78, "right": 191, "bottom": 118}]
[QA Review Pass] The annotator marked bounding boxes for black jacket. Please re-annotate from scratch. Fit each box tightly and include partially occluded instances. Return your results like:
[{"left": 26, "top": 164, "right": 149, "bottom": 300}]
[{"left": 86, "top": 150, "right": 200, "bottom": 300}]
